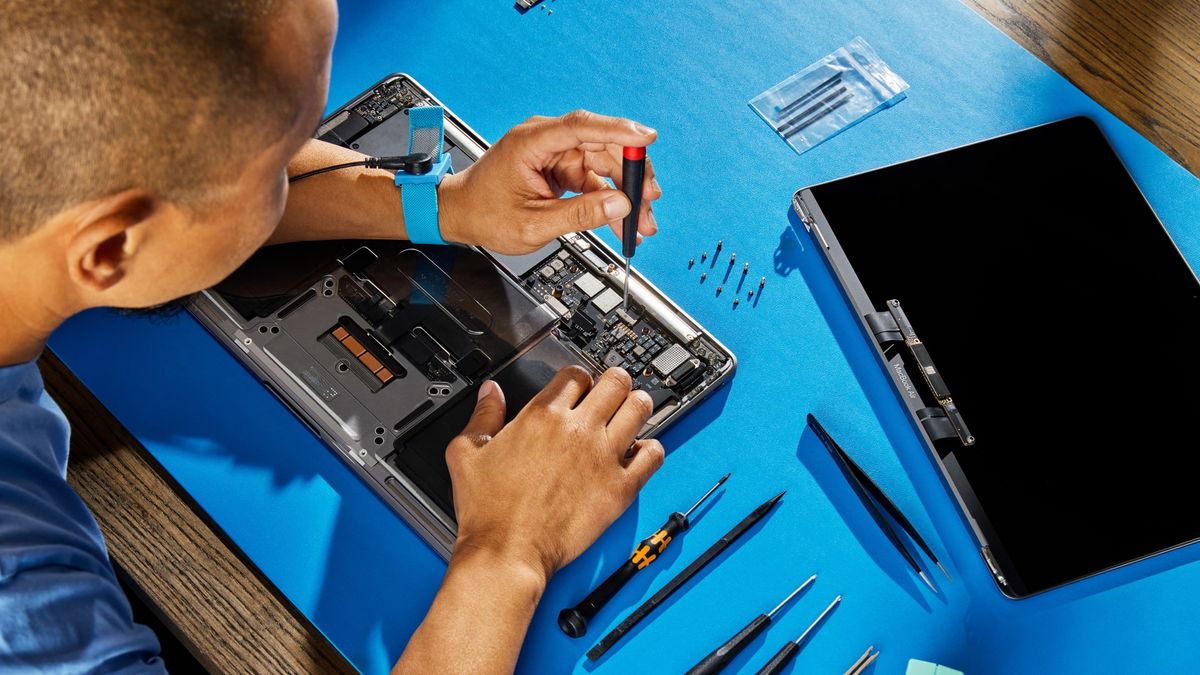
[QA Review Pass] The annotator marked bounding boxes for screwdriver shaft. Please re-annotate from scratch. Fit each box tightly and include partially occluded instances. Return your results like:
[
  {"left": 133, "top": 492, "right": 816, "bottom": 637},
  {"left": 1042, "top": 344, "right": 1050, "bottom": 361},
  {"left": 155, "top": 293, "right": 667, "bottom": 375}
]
[
  {"left": 623, "top": 258, "right": 630, "bottom": 309},
  {"left": 683, "top": 473, "right": 731, "bottom": 519},
  {"left": 769, "top": 575, "right": 815, "bottom": 617},
  {"left": 794, "top": 595, "right": 840, "bottom": 645}
]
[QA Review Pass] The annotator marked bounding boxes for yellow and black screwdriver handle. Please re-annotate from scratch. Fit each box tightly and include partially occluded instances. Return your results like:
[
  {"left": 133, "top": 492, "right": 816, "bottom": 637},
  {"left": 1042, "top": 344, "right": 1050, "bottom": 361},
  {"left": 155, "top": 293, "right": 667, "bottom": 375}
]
[{"left": 558, "top": 512, "right": 690, "bottom": 638}]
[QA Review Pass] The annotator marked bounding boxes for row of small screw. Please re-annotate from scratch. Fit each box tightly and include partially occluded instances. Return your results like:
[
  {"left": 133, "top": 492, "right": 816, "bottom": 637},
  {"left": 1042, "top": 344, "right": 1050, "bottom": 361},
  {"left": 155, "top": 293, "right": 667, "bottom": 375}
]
[{"left": 689, "top": 240, "right": 765, "bottom": 308}]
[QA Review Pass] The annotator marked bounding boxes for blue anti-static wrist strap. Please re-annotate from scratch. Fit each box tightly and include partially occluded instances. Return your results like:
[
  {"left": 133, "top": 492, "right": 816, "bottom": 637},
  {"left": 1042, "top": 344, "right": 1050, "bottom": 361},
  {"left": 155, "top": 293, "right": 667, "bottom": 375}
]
[{"left": 397, "top": 106, "right": 453, "bottom": 245}]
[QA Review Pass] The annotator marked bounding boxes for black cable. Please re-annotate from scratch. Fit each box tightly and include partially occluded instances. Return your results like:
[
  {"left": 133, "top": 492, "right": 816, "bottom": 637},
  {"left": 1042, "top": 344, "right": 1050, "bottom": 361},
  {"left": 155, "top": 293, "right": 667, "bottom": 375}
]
[
  {"left": 288, "top": 153, "right": 434, "bottom": 184},
  {"left": 288, "top": 160, "right": 371, "bottom": 183}
]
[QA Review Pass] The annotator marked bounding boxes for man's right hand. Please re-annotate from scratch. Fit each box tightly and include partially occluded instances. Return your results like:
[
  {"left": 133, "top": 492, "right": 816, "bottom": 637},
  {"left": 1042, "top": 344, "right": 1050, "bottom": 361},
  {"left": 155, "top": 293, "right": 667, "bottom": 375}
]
[{"left": 445, "top": 366, "right": 665, "bottom": 585}]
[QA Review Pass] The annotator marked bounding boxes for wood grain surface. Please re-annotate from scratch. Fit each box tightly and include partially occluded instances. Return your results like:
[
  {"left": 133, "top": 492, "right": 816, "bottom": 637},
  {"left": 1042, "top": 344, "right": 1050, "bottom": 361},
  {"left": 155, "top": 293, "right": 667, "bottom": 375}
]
[
  {"left": 39, "top": 352, "right": 356, "bottom": 675},
  {"left": 963, "top": 0, "right": 1200, "bottom": 175}
]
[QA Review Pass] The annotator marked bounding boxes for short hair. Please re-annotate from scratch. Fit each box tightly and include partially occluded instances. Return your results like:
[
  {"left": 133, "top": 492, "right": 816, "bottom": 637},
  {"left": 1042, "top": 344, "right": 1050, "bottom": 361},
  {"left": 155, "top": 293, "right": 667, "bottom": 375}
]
[{"left": 0, "top": 0, "right": 296, "bottom": 239}]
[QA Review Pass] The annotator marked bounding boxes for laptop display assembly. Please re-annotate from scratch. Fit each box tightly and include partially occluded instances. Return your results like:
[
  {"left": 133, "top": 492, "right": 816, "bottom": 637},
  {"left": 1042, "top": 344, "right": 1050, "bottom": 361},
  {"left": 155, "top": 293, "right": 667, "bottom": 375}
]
[
  {"left": 188, "top": 74, "right": 736, "bottom": 559},
  {"left": 794, "top": 117, "right": 1200, "bottom": 598}
]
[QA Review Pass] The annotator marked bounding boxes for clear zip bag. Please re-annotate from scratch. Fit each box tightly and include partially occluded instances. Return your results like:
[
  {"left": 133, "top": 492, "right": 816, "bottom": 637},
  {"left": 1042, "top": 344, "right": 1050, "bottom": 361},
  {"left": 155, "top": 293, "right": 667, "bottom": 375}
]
[{"left": 750, "top": 36, "right": 910, "bottom": 155}]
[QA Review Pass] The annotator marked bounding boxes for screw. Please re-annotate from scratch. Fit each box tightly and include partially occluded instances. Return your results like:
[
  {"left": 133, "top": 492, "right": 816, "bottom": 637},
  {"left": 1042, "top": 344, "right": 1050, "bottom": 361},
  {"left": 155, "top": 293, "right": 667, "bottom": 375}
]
[{"left": 716, "top": 286, "right": 723, "bottom": 296}]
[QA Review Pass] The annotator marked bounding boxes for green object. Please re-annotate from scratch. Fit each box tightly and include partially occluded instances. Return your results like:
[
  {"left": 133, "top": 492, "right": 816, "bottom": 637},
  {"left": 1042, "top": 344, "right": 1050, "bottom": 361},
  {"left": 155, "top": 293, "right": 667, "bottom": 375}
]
[{"left": 906, "top": 659, "right": 964, "bottom": 675}]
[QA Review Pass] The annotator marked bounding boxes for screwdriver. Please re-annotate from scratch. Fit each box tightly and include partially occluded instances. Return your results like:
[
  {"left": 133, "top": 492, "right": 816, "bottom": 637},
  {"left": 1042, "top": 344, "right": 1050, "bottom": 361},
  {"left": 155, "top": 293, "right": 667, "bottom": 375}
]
[
  {"left": 754, "top": 595, "right": 841, "bottom": 675},
  {"left": 685, "top": 575, "right": 816, "bottom": 675},
  {"left": 558, "top": 473, "right": 729, "bottom": 638},
  {"left": 587, "top": 490, "right": 787, "bottom": 661},
  {"left": 620, "top": 146, "right": 646, "bottom": 309}
]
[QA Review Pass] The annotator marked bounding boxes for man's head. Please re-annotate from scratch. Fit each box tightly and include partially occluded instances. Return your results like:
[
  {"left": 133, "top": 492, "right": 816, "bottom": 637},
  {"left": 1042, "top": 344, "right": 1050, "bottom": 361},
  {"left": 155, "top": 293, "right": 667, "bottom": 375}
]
[{"left": 0, "top": 0, "right": 336, "bottom": 312}]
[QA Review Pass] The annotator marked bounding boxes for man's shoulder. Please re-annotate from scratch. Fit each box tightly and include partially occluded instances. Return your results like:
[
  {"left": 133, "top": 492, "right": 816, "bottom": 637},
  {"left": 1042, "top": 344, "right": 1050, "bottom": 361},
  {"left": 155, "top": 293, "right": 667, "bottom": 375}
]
[{"left": 0, "top": 358, "right": 70, "bottom": 478}]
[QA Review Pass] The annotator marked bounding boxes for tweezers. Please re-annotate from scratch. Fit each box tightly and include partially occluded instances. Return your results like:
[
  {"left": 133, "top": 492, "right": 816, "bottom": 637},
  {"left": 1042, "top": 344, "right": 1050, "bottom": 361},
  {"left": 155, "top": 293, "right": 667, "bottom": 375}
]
[
  {"left": 807, "top": 414, "right": 950, "bottom": 592},
  {"left": 844, "top": 646, "right": 880, "bottom": 675}
]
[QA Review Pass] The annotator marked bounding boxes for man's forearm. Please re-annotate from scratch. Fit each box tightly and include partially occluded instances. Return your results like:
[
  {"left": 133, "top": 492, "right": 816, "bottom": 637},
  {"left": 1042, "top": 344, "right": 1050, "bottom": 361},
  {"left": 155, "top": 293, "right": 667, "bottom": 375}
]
[
  {"left": 270, "top": 139, "right": 409, "bottom": 245},
  {"left": 392, "top": 546, "right": 547, "bottom": 674}
]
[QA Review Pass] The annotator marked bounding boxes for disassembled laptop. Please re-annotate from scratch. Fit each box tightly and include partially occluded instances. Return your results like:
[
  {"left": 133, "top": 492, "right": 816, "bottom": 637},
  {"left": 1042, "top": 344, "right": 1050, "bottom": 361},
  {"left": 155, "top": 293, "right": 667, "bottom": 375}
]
[{"left": 188, "top": 75, "right": 736, "bottom": 558}]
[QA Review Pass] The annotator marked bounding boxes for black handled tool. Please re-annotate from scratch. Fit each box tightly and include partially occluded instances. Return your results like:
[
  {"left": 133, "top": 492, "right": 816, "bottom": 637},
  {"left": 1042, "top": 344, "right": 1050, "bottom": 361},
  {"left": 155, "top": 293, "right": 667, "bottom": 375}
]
[
  {"left": 620, "top": 146, "right": 646, "bottom": 309},
  {"left": 559, "top": 473, "right": 729, "bottom": 638},
  {"left": 685, "top": 575, "right": 816, "bottom": 675},
  {"left": 754, "top": 595, "right": 841, "bottom": 675},
  {"left": 586, "top": 490, "right": 786, "bottom": 661},
  {"left": 807, "top": 414, "right": 950, "bottom": 593}
]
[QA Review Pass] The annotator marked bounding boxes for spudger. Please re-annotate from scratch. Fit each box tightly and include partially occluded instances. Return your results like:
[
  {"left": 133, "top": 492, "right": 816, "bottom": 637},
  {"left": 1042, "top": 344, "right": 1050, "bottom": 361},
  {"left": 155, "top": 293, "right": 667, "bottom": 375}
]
[
  {"left": 558, "top": 473, "right": 730, "bottom": 637},
  {"left": 620, "top": 146, "right": 647, "bottom": 309},
  {"left": 586, "top": 490, "right": 786, "bottom": 661},
  {"left": 754, "top": 595, "right": 841, "bottom": 675},
  {"left": 685, "top": 575, "right": 816, "bottom": 675},
  {"left": 807, "top": 414, "right": 949, "bottom": 591}
]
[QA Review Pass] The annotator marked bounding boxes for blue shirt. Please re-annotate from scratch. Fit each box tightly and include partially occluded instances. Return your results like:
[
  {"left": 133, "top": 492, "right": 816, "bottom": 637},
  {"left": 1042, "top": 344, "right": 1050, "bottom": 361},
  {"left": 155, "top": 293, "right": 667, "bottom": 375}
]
[{"left": 0, "top": 359, "right": 164, "bottom": 673}]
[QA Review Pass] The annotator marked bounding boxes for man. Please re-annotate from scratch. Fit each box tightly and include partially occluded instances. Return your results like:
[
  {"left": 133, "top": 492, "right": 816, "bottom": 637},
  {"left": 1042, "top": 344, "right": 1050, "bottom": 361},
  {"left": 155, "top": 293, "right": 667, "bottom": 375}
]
[{"left": 0, "top": 1, "right": 665, "bottom": 672}]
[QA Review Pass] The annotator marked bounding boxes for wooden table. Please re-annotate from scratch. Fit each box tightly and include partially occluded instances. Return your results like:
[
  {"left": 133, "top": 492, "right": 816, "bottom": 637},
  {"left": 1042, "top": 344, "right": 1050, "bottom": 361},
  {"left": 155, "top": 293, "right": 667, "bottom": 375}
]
[{"left": 37, "top": 3, "right": 1200, "bottom": 671}]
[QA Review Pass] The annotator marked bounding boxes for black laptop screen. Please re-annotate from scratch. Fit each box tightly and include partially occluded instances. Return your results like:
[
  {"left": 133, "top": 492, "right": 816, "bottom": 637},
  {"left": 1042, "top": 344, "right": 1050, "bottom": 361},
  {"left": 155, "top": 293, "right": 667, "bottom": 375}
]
[{"left": 808, "top": 117, "right": 1200, "bottom": 595}]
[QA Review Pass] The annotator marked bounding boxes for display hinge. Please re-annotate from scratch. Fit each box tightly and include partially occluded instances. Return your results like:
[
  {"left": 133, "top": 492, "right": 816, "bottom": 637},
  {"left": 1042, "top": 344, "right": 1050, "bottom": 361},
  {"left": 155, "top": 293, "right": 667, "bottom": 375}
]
[
  {"left": 981, "top": 546, "right": 1008, "bottom": 586},
  {"left": 872, "top": 299, "right": 975, "bottom": 447},
  {"left": 864, "top": 310, "right": 903, "bottom": 344}
]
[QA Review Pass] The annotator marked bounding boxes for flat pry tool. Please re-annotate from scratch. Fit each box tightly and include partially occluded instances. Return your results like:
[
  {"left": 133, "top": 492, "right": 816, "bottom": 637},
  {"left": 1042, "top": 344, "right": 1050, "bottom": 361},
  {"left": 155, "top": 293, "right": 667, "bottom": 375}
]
[
  {"left": 807, "top": 414, "right": 950, "bottom": 592},
  {"left": 558, "top": 473, "right": 729, "bottom": 638},
  {"left": 620, "top": 146, "right": 647, "bottom": 309}
]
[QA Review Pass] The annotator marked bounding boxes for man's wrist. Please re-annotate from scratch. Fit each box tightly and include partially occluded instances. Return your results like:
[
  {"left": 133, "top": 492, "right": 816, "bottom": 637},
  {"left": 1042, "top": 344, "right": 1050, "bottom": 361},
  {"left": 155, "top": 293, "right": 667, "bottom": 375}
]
[
  {"left": 434, "top": 172, "right": 470, "bottom": 246},
  {"left": 450, "top": 535, "right": 549, "bottom": 602}
]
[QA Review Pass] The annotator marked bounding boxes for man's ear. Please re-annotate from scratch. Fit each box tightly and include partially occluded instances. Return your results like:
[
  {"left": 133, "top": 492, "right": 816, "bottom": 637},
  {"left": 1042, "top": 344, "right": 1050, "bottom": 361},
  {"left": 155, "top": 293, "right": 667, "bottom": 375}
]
[{"left": 65, "top": 189, "right": 160, "bottom": 293}]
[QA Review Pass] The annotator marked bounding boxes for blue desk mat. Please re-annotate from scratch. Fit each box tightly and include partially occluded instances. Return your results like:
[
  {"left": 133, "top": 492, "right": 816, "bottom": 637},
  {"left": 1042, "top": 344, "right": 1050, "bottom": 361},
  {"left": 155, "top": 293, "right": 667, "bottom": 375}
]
[{"left": 49, "top": 0, "right": 1200, "bottom": 672}]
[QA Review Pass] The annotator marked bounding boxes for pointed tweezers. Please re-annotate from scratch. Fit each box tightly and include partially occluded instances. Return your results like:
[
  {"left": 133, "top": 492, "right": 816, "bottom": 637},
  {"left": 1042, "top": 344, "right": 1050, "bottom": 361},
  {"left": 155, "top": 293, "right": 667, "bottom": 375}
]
[{"left": 807, "top": 414, "right": 950, "bottom": 591}]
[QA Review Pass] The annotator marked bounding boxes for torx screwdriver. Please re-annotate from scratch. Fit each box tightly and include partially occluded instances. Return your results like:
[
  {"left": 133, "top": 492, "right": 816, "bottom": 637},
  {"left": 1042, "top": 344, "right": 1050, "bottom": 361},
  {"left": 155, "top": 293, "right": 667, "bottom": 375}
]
[
  {"left": 754, "top": 595, "right": 841, "bottom": 675},
  {"left": 587, "top": 490, "right": 786, "bottom": 661},
  {"left": 559, "top": 473, "right": 730, "bottom": 638},
  {"left": 685, "top": 575, "right": 816, "bottom": 675},
  {"left": 620, "top": 146, "right": 647, "bottom": 309}
]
